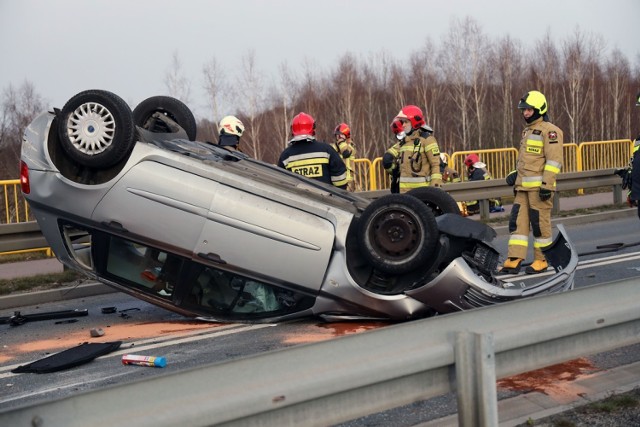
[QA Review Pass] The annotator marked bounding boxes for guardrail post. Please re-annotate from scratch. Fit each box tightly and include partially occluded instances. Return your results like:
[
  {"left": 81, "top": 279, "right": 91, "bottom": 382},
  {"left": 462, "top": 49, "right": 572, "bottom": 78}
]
[
  {"left": 613, "top": 183, "right": 623, "bottom": 205},
  {"left": 552, "top": 193, "right": 560, "bottom": 215},
  {"left": 455, "top": 331, "right": 498, "bottom": 427},
  {"left": 479, "top": 200, "right": 490, "bottom": 221}
]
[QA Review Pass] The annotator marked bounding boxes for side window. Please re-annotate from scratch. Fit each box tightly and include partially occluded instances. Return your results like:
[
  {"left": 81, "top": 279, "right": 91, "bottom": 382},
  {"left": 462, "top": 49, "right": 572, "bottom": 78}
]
[
  {"left": 184, "top": 266, "right": 314, "bottom": 319},
  {"left": 102, "top": 236, "right": 184, "bottom": 300}
]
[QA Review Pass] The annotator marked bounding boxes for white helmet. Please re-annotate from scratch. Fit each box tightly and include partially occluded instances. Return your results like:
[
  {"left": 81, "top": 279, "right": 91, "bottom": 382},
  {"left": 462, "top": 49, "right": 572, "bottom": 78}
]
[
  {"left": 218, "top": 116, "right": 245, "bottom": 137},
  {"left": 439, "top": 153, "right": 447, "bottom": 164}
]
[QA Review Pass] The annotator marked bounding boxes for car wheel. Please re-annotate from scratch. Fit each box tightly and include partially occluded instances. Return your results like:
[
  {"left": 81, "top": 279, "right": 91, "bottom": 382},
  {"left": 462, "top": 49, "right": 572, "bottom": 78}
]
[
  {"left": 406, "top": 187, "right": 461, "bottom": 216},
  {"left": 133, "top": 96, "right": 197, "bottom": 141},
  {"left": 57, "top": 90, "right": 136, "bottom": 169},
  {"left": 358, "top": 194, "right": 439, "bottom": 275}
]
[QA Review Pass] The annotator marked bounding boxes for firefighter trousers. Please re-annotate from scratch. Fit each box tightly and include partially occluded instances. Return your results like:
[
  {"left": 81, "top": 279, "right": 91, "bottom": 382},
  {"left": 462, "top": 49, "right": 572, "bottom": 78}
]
[{"left": 507, "top": 190, "right": 554, "bottom": 261}]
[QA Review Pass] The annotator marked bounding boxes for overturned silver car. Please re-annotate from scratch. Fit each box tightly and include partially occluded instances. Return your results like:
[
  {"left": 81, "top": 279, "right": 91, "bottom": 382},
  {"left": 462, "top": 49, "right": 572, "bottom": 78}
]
[{"left": 19, "top": 90, "right": 577, "bottom": 322}]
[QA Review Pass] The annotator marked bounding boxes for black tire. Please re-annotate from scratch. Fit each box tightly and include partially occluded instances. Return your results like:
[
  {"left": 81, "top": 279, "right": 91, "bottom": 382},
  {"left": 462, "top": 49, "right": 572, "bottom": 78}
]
[
  {"left": 357, "top": 194, "right": 439, "bottom": 275},
  {"left": 132, "top": 96, "right": 197, "bottom": 141},
  {"left": 57, "top": 89, "right": 136, "bottom": 169},
  {"left": 406, "top": 187, "right": 461, "bottom": 216}
]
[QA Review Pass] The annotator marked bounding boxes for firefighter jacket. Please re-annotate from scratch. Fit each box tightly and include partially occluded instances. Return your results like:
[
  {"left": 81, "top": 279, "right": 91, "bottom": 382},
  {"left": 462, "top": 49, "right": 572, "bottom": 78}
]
[
  {"left": 333, "top": 138, "right": 357, "bottom": 183},
  {"left": 441, "top": 165, "right": 461, "bottom": 183},
  {"left": 278, "top": 138, "right": 349, "bottom": 189},
  {"left": 385, "top": 131, "right": 442, "bottom": 192},
  {"left": 513, "top": 117, "right": 563, "bottom": 192}
]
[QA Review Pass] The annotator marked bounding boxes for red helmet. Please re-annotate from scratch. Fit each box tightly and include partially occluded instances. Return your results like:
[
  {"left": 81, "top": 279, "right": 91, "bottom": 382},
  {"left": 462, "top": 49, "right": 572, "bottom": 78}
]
[
  {"left": 396, "top": 105, "right": 426, "bottom": 129},
  {"left": 291, "top": 112, "right": 316, "bottom": 137},
  {"left": 464, "top": 153, "right": 480, "bottom": 167},
  {"left": 334, "top": 123, "right": 351, "bottom": 139}
]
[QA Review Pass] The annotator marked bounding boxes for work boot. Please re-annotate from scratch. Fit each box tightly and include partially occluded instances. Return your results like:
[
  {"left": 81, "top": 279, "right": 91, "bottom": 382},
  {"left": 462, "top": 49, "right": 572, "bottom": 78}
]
[
  {"left": 501, "top": 258, "right": 523, "bottom": 274},
  {"left": 525, "top": 260, "right": 548, "bottom": 274}
]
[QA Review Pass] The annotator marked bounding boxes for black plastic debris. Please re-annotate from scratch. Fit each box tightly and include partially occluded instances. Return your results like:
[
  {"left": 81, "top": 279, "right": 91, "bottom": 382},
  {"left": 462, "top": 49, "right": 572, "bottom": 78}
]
[
  {"left": 11, "top": 341, "right": 122, "bottom": 374},
  {"left": 0, "top": 309, "right": 88, "bottom": 327}
]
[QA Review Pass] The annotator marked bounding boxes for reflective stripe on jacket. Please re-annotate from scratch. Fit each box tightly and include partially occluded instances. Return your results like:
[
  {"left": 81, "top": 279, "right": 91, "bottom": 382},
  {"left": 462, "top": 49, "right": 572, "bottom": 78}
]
[
  {"left": 514, "top": 118, "right": 563, "bottom": 192},
  {"left": 278, "top": 138, "right": 348, "bottom": 188}
]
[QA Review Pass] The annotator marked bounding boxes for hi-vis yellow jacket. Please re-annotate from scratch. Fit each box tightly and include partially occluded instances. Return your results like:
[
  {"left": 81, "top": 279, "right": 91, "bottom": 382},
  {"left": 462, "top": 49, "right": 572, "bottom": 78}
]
[
  {"left": 386, "top": 132, "right": 442, "bottom": 192},
  {"left": 514, "top": 117, "right": 563, "bottom": 192}
]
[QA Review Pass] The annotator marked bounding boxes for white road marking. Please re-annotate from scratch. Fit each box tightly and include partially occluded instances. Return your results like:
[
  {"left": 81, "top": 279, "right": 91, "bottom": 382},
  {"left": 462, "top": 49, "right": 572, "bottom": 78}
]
[{"left": 0, "top": 323, "right": 274, "bottom": 378}]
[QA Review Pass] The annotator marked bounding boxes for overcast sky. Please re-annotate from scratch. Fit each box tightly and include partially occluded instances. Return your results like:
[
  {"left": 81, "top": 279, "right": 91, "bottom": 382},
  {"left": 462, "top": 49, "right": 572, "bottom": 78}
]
[{"left": 1, "top": 0, "right": 638, "bottom": 119}]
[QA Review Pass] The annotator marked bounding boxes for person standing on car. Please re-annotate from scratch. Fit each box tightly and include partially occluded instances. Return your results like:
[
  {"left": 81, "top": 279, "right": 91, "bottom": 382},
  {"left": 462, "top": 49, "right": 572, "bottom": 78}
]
[
  {"left": 333, "top": 122, "right": 359, "bottom": 191},
  {"left": 217, "top": 115, "right": 245, "bottom": 152},
  {"left": 502, "top": 90, "right": 563, "bottom": 275},
  {"left": 389, "top": 105, "right": 443, "bottom": 193},
  {"left": 383, "top": 118, "right": 408, "bottom": 193},
  {"left": 278, "top": 112, "right": 348, "bottom": 189}
]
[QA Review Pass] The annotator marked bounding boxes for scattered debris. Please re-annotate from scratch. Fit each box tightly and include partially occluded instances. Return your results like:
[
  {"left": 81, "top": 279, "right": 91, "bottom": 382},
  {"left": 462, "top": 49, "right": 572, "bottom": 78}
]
[
  {"left": 0, "top": 309, "right": 88, "bottom": 327},
  {"left": 12, "top": 341, "right": 122, "bottom": 373},
  {"left": 90, "top": 328, "right": 105, "bottom": 337},
  {"left": 55, "top": 319, "right": 79, "bottom": 325},
  {"left": 122, "top": 354, "right": 166, "bottom": 368},
  {"left": 101, "top": 307, "right": 117, "bottom": 314}
]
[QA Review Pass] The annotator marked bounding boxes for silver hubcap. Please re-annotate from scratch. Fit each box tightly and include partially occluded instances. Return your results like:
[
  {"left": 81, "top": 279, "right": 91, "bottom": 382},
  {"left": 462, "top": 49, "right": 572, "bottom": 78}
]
[{"left": 66, "top": 102, "right": 115, "bottom": 155}]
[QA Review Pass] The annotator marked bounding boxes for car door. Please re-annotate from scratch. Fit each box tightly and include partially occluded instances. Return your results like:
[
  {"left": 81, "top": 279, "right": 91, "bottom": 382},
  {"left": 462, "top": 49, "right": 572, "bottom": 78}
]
[
  {"left": 194, "top": 184, "right": 335, "bottom": 290},
  {"left": 91, "top": 161, "right": 213, "bottom": 253}
]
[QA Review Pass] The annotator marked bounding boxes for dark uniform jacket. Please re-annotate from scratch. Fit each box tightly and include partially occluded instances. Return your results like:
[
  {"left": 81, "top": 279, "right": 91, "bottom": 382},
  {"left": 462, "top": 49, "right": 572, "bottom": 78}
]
[
  {"left": 630, "top": 137, "right": 640, "bottom": 201},
  {"left": 278, "top": 138, "right": 349, "bottom": 189}
]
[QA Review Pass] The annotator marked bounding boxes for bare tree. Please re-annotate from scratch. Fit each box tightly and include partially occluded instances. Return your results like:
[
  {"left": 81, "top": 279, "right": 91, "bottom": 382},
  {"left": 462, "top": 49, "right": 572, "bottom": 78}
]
[
  {"left": 0, "top": 81, "right": 46, "bottom": 178},
  {"left": 410, "top": 38, "right": 445, "bottom": 140},
  {"left": 559, "top": 27, "right": 604, "bottom": 144},
  {"left": 603, "top": 49, "right": 630, "bottom": 140},
  {"left": 457, "top": 17, "right": 491, "bottom": 148},
  {"left": 202, "top": 57, "right": 228, "bottom": 136},
  {"left": 438, "top": 17, "right": 474, "bottom": 151},
  {"left": 164, "top": 51, "right": 192, "bottom": 106},
  {"left": 492, "top": 35, "right": 524, "bottom": 147},
  {"left": 236, "top": 50, "right": 266, "bottom": 159}
]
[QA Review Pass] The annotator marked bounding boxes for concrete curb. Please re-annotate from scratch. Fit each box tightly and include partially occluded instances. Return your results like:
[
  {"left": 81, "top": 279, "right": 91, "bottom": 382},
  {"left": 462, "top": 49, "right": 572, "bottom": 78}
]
[{"left": 0, "top": 282, "right": 116, "bottom": 310}]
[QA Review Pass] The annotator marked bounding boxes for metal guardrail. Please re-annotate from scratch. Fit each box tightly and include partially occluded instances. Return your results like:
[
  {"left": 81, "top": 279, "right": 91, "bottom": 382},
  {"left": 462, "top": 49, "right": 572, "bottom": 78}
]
[
  {"left": 0, "top": 222, "right": 50, "bottom": 253},
  {"left": 0, "top": 169, "right": 625, "bottom": 255},
  {"left": 360, "top": 168, "right": 625, "bottom": 220},
  {"left": 2, "top": 276, "right": 638, "bottom": 426}
]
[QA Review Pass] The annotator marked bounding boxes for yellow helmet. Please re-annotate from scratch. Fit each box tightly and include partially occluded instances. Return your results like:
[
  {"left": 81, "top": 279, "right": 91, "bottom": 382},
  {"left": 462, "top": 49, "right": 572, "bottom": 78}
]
[
  {"left": 218, "top": 116, "right": 245, "bottom": 137},
  {"left": 518, "top": 91, "right": 548, "bottom": 115}
]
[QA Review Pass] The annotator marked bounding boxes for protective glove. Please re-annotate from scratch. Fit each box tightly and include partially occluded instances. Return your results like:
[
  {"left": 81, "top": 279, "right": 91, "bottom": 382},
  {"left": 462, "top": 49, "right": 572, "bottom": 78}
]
[
  {"left": 615, "top": 168, "right": 632, "bottom": 189},
  {"left": 505, "top": 170, "right": 517, "bottom": 186},
  {"left": 539, "top": 187, "right": 552, "bottom": 201}
]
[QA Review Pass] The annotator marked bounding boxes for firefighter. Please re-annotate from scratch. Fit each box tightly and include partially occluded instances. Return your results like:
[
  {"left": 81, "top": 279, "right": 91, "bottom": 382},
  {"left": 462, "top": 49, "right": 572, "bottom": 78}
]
[
  {"left": 440, "top": 153, "right": 461, "bottom": 183},
  {"left": 333, "top": 123, "right": 358, "bottom": 191},
  {"left": 464, "top": 153, "right": 503, "bottom": 214},
  {"left": 502, "top": 90, "right": 563, "bottom": 274},
  {"left": 382, "top": 118, "right": 407, "bottom": 193},
  {"left": 390, "top": 105, "right": 443, "bottom": 193},
  {"left": 277, "top": 112, "right": 348, "bottom": 189},
  {"left": 628, "top": 91, "right": 640, "bottom": 219},
  {"left": 217, "top": 116, "right": 245, "bottom": 152}
]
